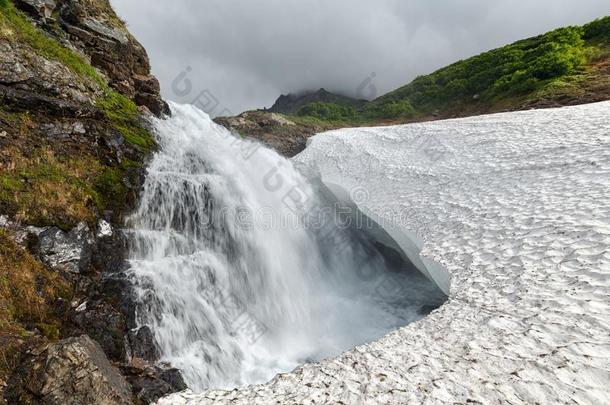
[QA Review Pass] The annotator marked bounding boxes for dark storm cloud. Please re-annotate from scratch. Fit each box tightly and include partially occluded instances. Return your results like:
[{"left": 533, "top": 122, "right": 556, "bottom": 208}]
[{"left": 111, "top": 0, "right": 608, "bottom": 116}]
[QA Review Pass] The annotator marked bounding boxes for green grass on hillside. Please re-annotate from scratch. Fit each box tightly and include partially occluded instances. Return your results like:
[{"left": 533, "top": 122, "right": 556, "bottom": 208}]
[
  {"left": 293, "top": 16, "right": 610, "bottom": 124},
  {"left": 296, "top": 101, "right": 357, "bottom": 123}
]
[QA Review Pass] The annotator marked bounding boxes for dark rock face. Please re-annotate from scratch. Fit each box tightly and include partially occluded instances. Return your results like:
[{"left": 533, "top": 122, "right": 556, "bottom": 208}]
[
  {"left": 99, "top": 270, "right": 138, "bottom": 328},
  {"left": 73, "top": 301, "right": 128, "bottom": 361},
  {"left": 128, "top": 326, "right": 160, "bottom": 362},
  {"left": 58, "top": 0, "right": 168, "bottom": 116},
  {"left": 92, "top": 219, "right": 128, "bottom": 274},
  {"left": 269, "top": 88, "right": 367, "bottom": 115},
  {"left": 14, "top": 335, "right": 133, "bottom": 405}
]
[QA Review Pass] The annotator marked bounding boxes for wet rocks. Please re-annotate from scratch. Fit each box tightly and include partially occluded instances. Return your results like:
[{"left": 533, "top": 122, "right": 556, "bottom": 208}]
[
  {"left": 128, "top": 326, "right": 160, "bottom": 363},
  {"left": 0, "top": 1, "right": 180, "bottom": 402},
  {"left": 92, "top": 219, "right": 128, "bottom": 274},
  {"left": 98, "top": 270, "right": 138, "bottom": 327},
  {"left": 0, "top": 218, "right": 127, "bottom": 276},
  {"left": 122, "top": 360, "right": 188, "bottom": 404},
  {"left": 8, "top": 218, "right": 124, "bottom": 273}
]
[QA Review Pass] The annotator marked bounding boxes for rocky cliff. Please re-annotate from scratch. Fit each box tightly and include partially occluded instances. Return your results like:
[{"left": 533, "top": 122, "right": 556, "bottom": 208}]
[{"left": 0, "top": 1, "right": 184, "bottom": 403}]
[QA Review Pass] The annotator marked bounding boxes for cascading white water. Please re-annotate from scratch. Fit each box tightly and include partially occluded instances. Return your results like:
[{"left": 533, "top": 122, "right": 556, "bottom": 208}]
[{"left": 127, "top": 103, "right": 445, "bottom": 392}]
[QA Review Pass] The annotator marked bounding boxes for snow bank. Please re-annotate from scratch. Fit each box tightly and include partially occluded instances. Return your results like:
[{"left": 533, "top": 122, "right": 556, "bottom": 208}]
[{"left": 159, "top": 101, "right": 610, "bottom": 404}]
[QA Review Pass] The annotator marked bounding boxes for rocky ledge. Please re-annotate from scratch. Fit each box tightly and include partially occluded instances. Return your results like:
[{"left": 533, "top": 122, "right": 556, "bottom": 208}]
[{"left": 215, "top": 110, "right": 334, "bottom": 157}]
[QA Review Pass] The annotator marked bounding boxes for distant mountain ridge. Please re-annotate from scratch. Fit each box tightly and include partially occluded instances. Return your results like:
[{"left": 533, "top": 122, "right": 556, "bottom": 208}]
[{"left": 268, "top": 88, "right": 367, "bottom": 114}]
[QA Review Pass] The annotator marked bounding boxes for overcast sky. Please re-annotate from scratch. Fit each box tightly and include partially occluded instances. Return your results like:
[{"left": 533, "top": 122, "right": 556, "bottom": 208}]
[{"left": 110, "top": 0, "right": 608, "bottom": 116}]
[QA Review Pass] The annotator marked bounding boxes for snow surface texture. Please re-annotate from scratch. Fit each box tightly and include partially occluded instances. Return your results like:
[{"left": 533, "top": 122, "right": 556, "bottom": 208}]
[{"left": 159, "top": 101, "right": 610, "bottom": 404}]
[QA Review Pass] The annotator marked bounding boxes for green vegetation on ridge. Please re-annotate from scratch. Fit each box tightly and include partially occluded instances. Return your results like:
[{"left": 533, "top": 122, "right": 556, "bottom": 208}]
[
  {"left": 97, "top": 91, "right": 155, "bottom": 150},
  {"left": 296, "top": 101, "right": 357, "bottom": 123},
  {"left": 293, "top": 16, "right": 610, "bottom": 124}
]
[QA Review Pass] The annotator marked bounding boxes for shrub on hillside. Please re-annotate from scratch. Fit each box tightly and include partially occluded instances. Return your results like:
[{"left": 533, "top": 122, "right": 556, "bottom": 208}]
[
  {"left": 363, "top": 100, "right": 416, "bottom": 120},
  {"left": 584, "top": 16, "right": 610, "bottom": 40},
  {"left": 369, "top": 24, "right": 590, "bottom": 114},
  {"left": 297, "top": 102, "right": 355, "bottom": 121}
]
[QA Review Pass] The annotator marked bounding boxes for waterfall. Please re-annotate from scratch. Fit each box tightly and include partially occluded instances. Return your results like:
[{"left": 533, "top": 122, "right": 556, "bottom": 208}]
[{"left": 127, "top": 103, "right": 445, "bottom": 392}]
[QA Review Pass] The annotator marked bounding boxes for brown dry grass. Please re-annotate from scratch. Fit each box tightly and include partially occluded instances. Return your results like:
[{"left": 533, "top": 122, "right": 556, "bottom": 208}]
[
  {"left": 0, "top": 231, "right": 71, "bottom": 382},
  {"left": 0, "top": 145, "right": 103, "bottom": 229}
]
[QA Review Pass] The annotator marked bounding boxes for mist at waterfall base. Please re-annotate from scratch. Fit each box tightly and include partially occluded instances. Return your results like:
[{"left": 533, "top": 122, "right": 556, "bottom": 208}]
[{"left": 127, "top": 102, "right": 445, "bottom": 392}]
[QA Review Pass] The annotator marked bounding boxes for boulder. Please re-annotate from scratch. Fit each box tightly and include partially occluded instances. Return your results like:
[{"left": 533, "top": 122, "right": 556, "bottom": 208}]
[
  {"left": 215, "top": 110, "right": 314, "bottom": 157},
  {"left": 22, "top": 336, "right": 132, "bottom": 405},
  {"left": 82, "top": 18, "right": 129, "bottom": 45},
  {"left": 159, "top": 368, "right": 188, "bottom": 392}
]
